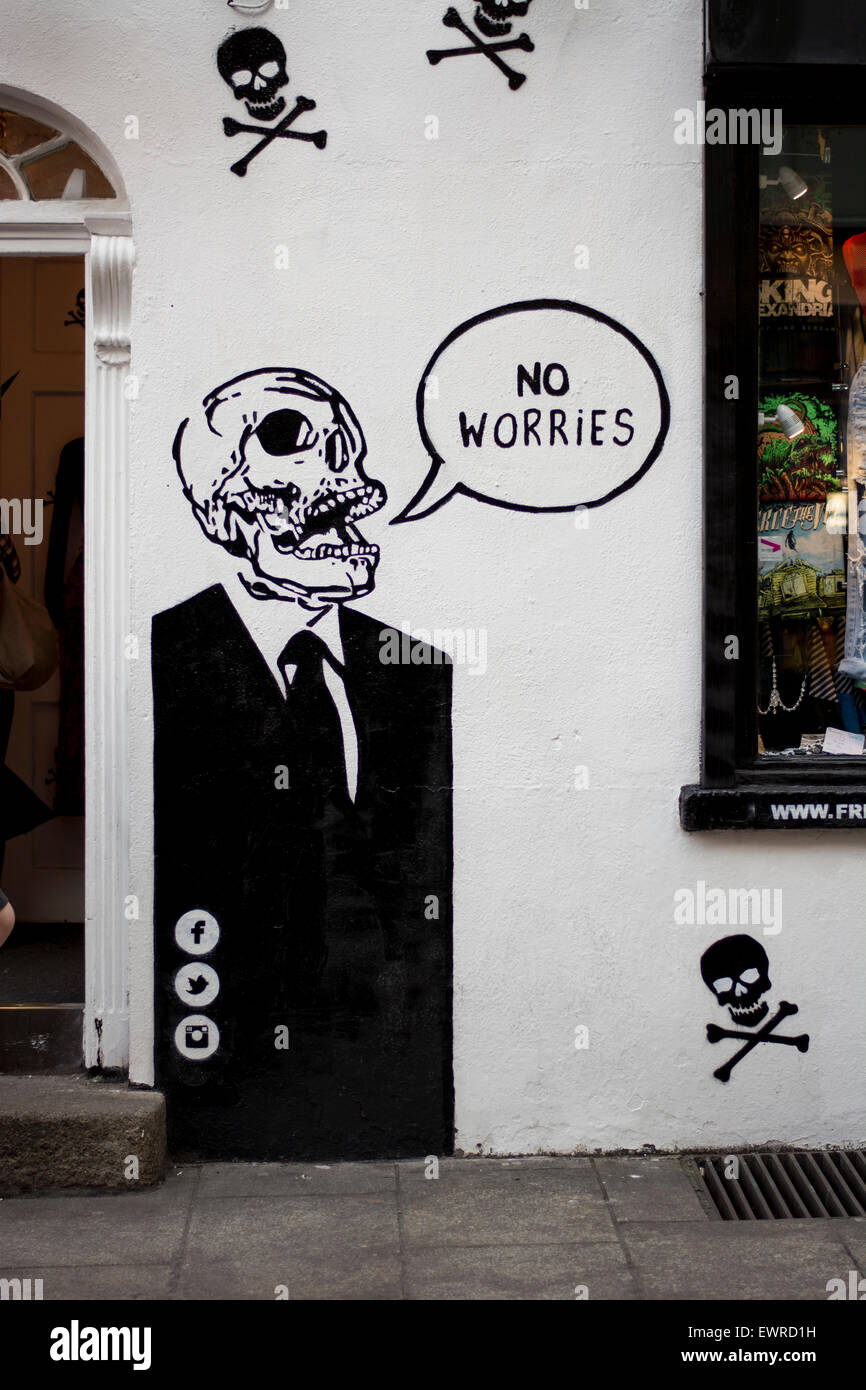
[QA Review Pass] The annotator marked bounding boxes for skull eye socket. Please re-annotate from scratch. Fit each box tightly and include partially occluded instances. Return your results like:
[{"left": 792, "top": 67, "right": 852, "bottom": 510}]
[
  {"left": 324, "top": 430, "right": 344, "bottom": 471},
  {"left": 712, "top": 977, "right": 733, "bottom": 995},
  {"left": 258, "top": 61, "right": 281, "bottom": 78},
  {"left": 230, "top": 69, "right": 253, "bottom": 87},
  {"left": 739, "top": 968, "right": 761, "bottom": 985},
  {"left": 255, "top": 409, "right": 317, "bottom": 456}
]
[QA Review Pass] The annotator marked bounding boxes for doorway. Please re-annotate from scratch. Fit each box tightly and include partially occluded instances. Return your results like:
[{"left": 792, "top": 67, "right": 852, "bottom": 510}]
[
  {"left": 0, "top": 89, "right": 133, "bottom": 1076},
  {"left": 0, "top": 254, "right": 85, "bottom": 1069}
]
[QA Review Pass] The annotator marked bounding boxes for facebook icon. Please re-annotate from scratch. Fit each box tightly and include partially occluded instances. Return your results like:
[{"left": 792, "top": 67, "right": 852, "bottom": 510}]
[{"left": 174, "top": 909, "right": 220, "bottom": 956}]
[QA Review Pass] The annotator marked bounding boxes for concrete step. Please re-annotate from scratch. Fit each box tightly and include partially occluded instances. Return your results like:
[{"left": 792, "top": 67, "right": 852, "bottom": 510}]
[{"left": 0, "top": 1074, "right": 165, "bottom": 1193}]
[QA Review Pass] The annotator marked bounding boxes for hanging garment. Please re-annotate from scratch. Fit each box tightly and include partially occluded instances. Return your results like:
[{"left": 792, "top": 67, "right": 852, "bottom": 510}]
[
  {"left": 51, "top": 544, "right": 83, "bottom": 814},
  {"left": 45, "top": 438, "right": 84, "bottom": 815},
  {"left": 842, "top": 367, "right": 866, "bottom": 672},
  {"left": 0, "top": 569, "right": 58, "bottom": 691},
  {"left": 0, "top": 764, "right": 54, "bottom": 871},
  {"left": 809, "top": 619, "right": 838, "bottom": 703},
  {"left": 0, "top": 530, "right": 20, "bottom": 583},
  {"left": 843, "top": 231, "right": 866, "bottom": 319}
]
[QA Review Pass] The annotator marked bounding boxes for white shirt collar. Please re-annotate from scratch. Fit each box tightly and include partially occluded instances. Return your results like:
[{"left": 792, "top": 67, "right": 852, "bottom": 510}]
[{"left": 223, "top": 571, "right": 345, "bottom": 693}]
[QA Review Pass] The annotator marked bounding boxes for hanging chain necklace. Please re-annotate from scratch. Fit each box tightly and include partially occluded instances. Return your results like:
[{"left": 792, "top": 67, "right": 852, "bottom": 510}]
[{"left": 758, "top": 629, "right": 808, "bottom": 715}]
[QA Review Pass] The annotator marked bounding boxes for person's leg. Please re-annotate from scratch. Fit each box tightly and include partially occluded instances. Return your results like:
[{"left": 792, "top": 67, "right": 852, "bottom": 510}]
[
  {"left": 0, "top": 691, "right": 13, "bottom": 876},
  {"left": 0, "top": 690, "right": 13, "bottom": 758},
  {"left": 0, "top": 900, "right": 14, "bottom": 947}
]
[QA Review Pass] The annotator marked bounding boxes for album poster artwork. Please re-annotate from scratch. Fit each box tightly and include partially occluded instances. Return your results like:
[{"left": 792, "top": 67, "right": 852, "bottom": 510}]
[
  {"left": 757, "top": 393, "right": 845, "bottom": 623},
  {"left": 759, "top": 132, "right": 835, "bottom": 380}
]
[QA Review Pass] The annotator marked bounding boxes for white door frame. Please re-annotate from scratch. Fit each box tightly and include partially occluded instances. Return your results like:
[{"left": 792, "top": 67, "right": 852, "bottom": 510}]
[{"left": 0, "top": 92, "right": 133, "bottom": 1071}]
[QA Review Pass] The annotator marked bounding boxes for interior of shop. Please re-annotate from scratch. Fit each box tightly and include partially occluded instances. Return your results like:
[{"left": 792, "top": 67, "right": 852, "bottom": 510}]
[
  {"left": 0, "top": 250, "right": 85, "bottom": 1070},
  {"left": 758, "top": 125, "right": 866, "bottom": 757}
]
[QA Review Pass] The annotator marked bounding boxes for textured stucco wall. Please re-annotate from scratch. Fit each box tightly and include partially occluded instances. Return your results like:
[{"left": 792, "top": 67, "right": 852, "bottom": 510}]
[{"left": 2, "top": 0, "right": 863, "bottom": 1151}]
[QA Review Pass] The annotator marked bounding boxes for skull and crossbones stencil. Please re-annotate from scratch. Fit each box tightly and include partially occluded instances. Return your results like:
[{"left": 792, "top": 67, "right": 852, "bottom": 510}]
[
  {"left": 700, "top": 935, "right": 810, "bottom": 1083},
  {"left": 173, "top": 368, "right": 386, "bottom": 608},
  {"left": 427, "top": 2, "right": 536, "bottom": 91},
  {"left": 217, "top": 27, "right": 327, "bottom": 177}
]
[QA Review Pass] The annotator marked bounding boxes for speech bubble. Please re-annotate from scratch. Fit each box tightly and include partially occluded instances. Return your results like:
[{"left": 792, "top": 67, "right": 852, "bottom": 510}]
[{"left": 392, "top": 299, "right": 670, "bottom": 523}]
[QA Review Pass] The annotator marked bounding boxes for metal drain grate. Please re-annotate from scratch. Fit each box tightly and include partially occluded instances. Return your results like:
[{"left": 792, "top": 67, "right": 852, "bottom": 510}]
[{"left": 698, "top": 1151, "right": 866, "bottom": 1219}]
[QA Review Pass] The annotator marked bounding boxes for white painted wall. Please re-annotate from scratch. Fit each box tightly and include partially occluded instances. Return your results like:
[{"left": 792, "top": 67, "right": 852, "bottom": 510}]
[{"left": 3, "top": 0, "right": 863, "bottom": 1151}]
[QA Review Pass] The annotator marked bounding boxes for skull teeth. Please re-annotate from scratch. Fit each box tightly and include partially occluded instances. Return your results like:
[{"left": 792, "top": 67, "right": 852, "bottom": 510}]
[
  {"left": 232, "top": 480, "right": 385, "bottom": 556},
  {"left": 231, "top": 483, "right": 382, "bottom": 526},
  {"left": 729, "top": 1000, "right": 768, "bottom": 1023},
  {"left": 244, "top": 96, "right": 286, "bottom": 122},
  {"left": 296, "top": 542, "right": 380, "bottom": 561},
  {"left": 237, "top": 490, "right": 283, "bottom": 513},
  {"left": 306, "top": 484, "right": 383, "bottom": 523}
]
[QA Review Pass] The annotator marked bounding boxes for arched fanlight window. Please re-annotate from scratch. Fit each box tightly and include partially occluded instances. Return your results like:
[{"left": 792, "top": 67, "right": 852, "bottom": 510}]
[{"left": 0, "top": 108, "right": 117, "bottom": 201}]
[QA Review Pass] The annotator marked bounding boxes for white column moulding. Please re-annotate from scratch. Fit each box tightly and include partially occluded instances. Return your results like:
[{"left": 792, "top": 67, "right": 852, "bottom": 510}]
[{"left": 83, "top": 219, "right": 134, "bottom": 1070}]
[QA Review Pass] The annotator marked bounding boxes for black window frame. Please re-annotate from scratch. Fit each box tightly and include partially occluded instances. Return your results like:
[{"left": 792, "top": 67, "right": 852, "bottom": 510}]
[{"left": 681, "top": 64, "right": 866, "bottom": 830}]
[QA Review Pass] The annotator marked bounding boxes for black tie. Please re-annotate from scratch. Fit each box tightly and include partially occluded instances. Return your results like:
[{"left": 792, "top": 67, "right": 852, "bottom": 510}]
[{"left": 278, "top": 629, "right": 348, "bottom": 814}]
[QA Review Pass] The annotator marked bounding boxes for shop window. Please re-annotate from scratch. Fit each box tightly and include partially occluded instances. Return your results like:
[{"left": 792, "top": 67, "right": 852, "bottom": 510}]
[
  {"left": 681, "top": 64, "right": 866, "bottom": 829},
  {"left": 0, "top": 109, "right": 116, "bottom": 202}
]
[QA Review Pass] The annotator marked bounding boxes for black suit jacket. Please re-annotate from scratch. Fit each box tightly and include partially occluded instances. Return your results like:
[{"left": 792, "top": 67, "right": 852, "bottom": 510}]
[{"left": 152, "top": 585, "right": 453, "bottom": 1161}]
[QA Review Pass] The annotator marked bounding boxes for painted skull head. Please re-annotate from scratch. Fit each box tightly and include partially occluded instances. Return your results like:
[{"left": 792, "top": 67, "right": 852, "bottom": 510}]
[
  {"left": 474, "top": 0, "right": 533, "bottom": 37},
  {"left": 700, "top": 935, "right": 772, "bottom": 1028},
  {"left": 217, "top": 28, "right": 289, "bottom": 122},
  {"left": 174, "top": 369, "right": 386, "bottom": 609}
]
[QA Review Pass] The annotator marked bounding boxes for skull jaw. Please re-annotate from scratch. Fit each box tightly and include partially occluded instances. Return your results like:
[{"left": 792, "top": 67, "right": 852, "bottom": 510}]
[
  {"left": 239, "top": 522, "right": 380, "bottom": 608},
  {"left": 243, "top": 93, "right": 286, "bottom": 122},
  {"left": 475, "top": 11, "right": 512, "bottom": 35},
  {"left": 475, "top": 1, "right": 529, "bottom": 36},
  {"left": 727, "top": 998, "right": 769, "bottom": 1027}
]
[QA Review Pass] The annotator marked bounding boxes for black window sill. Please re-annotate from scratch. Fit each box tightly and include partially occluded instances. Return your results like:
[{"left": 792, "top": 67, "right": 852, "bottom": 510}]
[{"left": 681, "top": 784, "right": 866, "bottom": 830}]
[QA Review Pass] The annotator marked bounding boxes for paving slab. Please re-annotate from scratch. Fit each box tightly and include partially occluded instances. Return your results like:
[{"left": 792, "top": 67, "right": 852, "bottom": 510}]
[
  {"left": 0, "top": 1178, "right": 193, "bottom": 1266},
  {"left": 620, "top": 1220, "right": 861, "bottom": 1301},
  {"left": 197, "top": 1160, "right": 396, "bottom": 1199},
  {"left": 180, "top": 1191, "right": 402, "bottom": 1299},
  {"left": 403, "top": 1240, "right": 638, "bottom": 1301},
  {"left": 185, "top": 1193, "right": 400, "bottom": 1269},
  {"left": 831, "top": 1219, "right": 866, "bottom": 1279},
  {"left": 174, "top": 1253, "right": 403, "bottom": 1301},
  {"left": 0, "top": 1264, "right": 174, "bottom": 1301},
  {"left": 593, "top": 1156, "right": 709, "bottom": 1222},
  {"left": 0, "top": 1155, "right": 859, "bottom": 1300},
  {"left": 397, "top": 1156, "right": 617, "bottom": 1247}
]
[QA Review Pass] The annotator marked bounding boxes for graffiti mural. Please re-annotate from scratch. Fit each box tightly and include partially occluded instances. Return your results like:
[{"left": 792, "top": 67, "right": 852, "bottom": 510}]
[
  {"left": 217, "top": 28, "right": 327, "bottom": 176},
  {"left": 427, "top": 3, "right": 536, "bottom": 90},
  {"left": 152, "top": 369, "right": 453, "bottom": 1160},
  {"left": 700, "top": 935, "right": 810, "bottom": 1083}
]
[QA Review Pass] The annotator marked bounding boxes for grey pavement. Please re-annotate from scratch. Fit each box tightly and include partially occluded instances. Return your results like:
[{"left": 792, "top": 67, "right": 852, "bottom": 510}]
[{"left": 0, "top": 1155, "right": 863, "bottom": 1300}]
